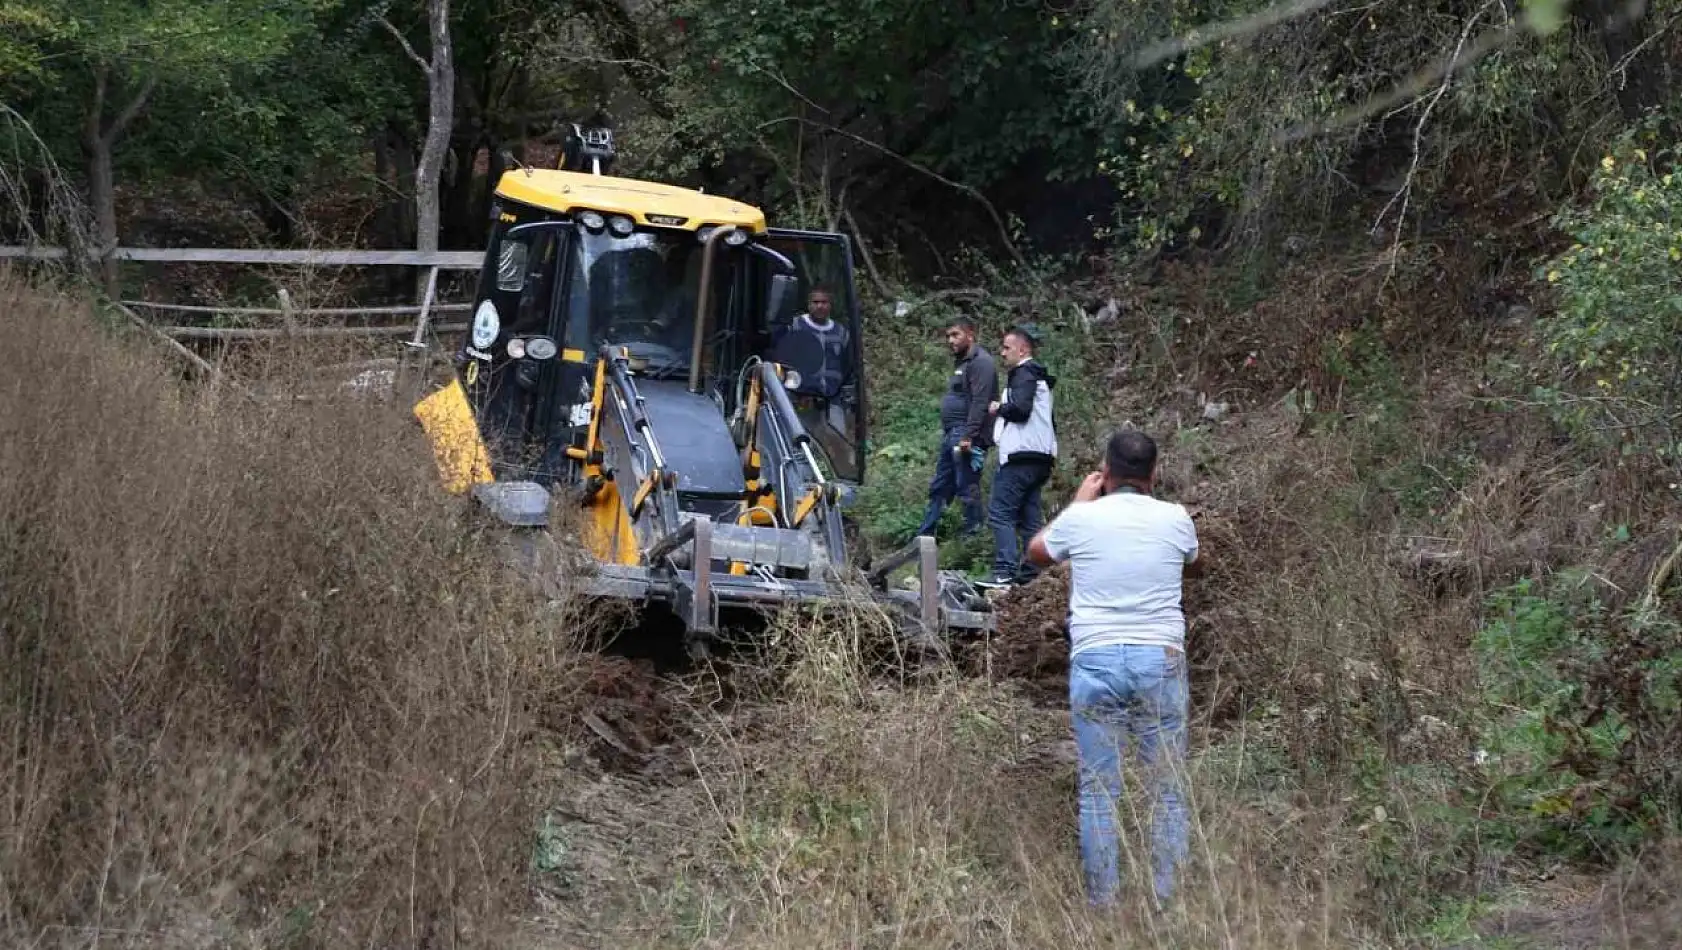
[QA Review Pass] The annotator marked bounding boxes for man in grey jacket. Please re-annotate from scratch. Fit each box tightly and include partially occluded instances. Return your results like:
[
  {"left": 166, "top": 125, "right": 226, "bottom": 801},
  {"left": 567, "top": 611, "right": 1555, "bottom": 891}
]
[
  {"left": 985, "top": 325, "right": 1057, "bottom": 586},
  {"left": 915, "top": 316, "right": 997, "bottom": 539}
]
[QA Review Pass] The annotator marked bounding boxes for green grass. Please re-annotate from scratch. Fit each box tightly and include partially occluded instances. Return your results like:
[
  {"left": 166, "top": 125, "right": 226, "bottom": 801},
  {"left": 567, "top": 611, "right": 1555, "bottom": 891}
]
[{"left": 852, "top": 275, "right": 1109, "bottom": 576}]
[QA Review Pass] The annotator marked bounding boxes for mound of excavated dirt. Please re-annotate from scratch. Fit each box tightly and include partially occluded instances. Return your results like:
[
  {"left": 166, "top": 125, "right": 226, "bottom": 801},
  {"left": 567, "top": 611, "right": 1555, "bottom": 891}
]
[
  {"left": 966, "top": 567, "right": 1071, "bottom": 705},
  {"left": 965, "top": 509, "right": 1241, "bottom": 716}
]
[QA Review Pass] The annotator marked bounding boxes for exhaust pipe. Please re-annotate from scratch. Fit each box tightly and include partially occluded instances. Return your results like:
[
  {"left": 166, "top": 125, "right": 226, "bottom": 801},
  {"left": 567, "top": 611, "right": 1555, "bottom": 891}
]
[{"left": 688, "top": 225, "right": 736, "bottom": 395}]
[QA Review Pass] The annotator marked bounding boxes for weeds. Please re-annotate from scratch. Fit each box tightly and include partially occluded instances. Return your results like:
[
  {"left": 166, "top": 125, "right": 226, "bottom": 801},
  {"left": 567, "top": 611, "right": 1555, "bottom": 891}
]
[
  {"left": 8, "top": 195, "right": 1682, "bottom": 950},
  {"left": 1470, "top": 575, "right": 1682, "bottom": 864},
  {"left": 0, "top": 275, "right": 582, "bottom": 946}
]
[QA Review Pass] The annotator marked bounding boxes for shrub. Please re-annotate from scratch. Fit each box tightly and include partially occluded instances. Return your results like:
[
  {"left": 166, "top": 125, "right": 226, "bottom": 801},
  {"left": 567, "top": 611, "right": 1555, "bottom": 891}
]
[
  {"left": 1536, "top": 124, "right": 1682, "bottom": 461},
  {"left": 1471, "top": 576, "right": 1681, "bottom": 862}
]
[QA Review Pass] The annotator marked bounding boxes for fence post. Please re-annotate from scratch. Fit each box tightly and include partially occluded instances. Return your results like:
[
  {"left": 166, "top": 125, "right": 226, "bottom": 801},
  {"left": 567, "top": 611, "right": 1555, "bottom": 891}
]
[
  {"left": 411, "top": 265, "right": 439, "bottom": 346},
  {"left": 277, "top": 287, "right": 297, "bottom": 337},
  {"left": 398, "top": 264, "right": 440, "bottom": 402}
]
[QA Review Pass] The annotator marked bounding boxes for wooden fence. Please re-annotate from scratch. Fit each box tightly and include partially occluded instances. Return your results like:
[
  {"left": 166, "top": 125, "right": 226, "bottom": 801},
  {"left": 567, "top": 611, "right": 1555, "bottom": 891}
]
[{"left": 0, "top": 245, "right": 487, "bottom": 399}]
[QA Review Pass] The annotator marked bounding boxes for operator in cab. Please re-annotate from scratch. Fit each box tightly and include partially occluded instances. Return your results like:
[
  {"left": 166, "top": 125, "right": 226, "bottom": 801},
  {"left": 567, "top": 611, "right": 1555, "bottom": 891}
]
[
  {"left": 767, "top": 285, "right": 855, "bottom": 469},
  {"left": 769, "top": 285, "right": 852, "bottom": 397}
]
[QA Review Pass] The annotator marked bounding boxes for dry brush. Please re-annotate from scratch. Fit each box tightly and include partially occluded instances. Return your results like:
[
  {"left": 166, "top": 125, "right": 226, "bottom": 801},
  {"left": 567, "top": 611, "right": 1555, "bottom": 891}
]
[{"left": 0, "top": 274, "right": 589, "bottom": 947}]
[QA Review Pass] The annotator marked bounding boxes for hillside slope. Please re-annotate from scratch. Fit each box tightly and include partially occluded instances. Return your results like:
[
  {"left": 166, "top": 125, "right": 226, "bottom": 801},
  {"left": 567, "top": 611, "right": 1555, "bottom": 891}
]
[
  {"left": 4, "top": 172, "right": 1682, "bottom": 948},
  {"left": 514, "top": 222, "right": 1682, "bottom": 947}
]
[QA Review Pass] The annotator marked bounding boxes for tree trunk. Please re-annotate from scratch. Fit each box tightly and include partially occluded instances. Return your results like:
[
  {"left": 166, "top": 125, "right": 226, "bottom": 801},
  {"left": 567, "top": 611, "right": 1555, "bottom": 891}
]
[
  {"left": 80, "top": 68, "right": 155, "bottom": 297},
  {"left": 483, "top": 141, "right": 508, "bottom": 236},
  {"left": 373, "top": 133, "right": 395, "bottom": 247},
  {"left": 414, "top": 0, "right": 454, "bottom": 259},
  {"left": 377, "top": 3, "right": 454, "bottom": 291},
  {"left": 441, "top": 134, "right": 480, "bottom": 249},
  {"left": 380, "top": 123, "right": 418, "bottom": 299},
  {"left": 389, "top": 122, "right": 418, "bottom": 248},
  {"left": 84, "top": 134, "right": 118, "bottom": 296},
  {"left": 1576, "top": 0, "right": 1670, "bottom": 120}
]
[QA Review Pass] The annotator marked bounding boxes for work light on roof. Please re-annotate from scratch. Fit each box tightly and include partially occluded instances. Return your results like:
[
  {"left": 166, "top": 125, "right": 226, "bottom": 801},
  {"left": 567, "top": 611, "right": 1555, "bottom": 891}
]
[
  {"left": 579, "top": 210, "right": 605, "bottom": 231},
  {"left": 725, "top": 228, "right": 748, "bottom": 246},
  {"left": 608, "top": 214, "right": 634, "bottom": 237}
]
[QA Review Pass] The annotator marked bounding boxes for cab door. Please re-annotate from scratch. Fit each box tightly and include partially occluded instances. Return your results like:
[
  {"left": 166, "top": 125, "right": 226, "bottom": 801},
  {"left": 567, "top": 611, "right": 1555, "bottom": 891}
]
[
  {"left": 464, "top": 213, "right": 571, "bottom": 477},
  {"left": 756, "top": 229, "right": 867, "bottom": 484}
]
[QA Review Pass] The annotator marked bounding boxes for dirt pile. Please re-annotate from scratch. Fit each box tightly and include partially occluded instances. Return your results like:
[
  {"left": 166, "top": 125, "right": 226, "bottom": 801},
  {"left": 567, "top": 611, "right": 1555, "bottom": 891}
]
[
  {"left": 968, "top": 504, "right": 1244, "bottom": 714},
  {"left": 966, "top": 567, "right": 1070, "bottom": 703}
]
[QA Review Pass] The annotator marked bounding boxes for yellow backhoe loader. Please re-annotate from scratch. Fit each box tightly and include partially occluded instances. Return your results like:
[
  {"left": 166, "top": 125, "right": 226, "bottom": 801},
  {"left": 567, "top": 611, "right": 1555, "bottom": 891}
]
[{"left": 411, "top": 124, "right": 992, "bottom": 656}]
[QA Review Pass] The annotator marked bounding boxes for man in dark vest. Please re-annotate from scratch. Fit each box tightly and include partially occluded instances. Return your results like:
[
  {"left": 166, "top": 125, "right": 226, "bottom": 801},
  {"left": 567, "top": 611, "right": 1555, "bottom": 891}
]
[
  {"left": 770, "top": 286, "right": 852, "bottom": 398},
  {"left": 769, "top": 285, "right": 855, "bottom": 468}
]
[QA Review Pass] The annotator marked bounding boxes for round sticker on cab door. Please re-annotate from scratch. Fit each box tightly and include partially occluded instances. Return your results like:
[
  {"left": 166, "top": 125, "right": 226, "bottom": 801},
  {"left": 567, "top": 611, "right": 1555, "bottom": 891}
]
[{"left": 470, "top": 300, "right": 500, "bottom": 349}]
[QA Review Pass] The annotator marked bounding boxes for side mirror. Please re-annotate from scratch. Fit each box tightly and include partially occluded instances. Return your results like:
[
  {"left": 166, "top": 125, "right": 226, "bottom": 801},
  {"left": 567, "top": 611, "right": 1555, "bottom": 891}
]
[{"left": 766, "top": 274, "right": 797, "bottom": 328}]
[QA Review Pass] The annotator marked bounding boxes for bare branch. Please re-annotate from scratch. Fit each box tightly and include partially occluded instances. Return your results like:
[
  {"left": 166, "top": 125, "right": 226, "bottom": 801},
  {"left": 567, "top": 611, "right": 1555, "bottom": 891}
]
[
  {"left": 1126, "top": 0, "right": 1341, "bottom": 69},
  {"left": 105, "top": 77, "right": 158, "bottom": 144},
  {"left": 758, "top": 116, "right": 1027, "bottom": 269},
  {"left": 0, "top": 104, "right": 95, "bottom": 273},
  {"left": 1279, "top": 0, "right": 1654, "bottom": 145},
  {"left": 1371, "top": 0, "right": 1493, "bottom": 283},
  {"left": 544, "top": 48, "right": 673, "bottom": 78},
  {"left": 1282, "top": 20, "right": 1521, "bottom": 145},
  {"left": 752, "top": 64, "right": 831, "bottom": 115},
  {"left": 1641, "top": 533, "right": 1682, "bottom": 610},
  {"left": 1610, "top": 10, "right": 1672, "bottom": 81},
  {"left": 376, "top": 14, "right": 431, "bottom": 73},
  {"left": 842, "top": 203, "right": 890, "bottom": 301}
]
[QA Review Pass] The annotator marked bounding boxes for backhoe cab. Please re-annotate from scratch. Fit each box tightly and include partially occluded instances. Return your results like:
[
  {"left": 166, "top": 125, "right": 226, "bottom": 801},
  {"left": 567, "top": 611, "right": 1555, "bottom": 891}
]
[{"left": 413, "top": 126, "right": 990, "bottom": 653}]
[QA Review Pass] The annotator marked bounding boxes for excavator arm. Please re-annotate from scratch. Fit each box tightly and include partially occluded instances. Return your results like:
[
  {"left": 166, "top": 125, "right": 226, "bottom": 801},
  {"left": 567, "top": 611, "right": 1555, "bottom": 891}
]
[{"left": 742, "top": 361, "right": 847, "bottom": 561}]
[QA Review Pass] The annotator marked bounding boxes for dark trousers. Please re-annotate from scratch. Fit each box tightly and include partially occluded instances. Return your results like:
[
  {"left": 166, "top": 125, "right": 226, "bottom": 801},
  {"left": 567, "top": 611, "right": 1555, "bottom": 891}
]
[
  {"left": 988, "top": 456, "right": 1051, "bottom": 581},
  {"left": 916, "top": 429, "right": 984, "bottom": 537}
]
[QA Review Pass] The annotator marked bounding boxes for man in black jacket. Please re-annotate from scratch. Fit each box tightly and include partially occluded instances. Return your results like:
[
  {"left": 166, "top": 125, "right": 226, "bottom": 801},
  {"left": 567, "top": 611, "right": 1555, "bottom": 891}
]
[
  {"left": 985, "top": 325, "right": 1057, "bottom": 586},
  {"left": 915, "top": 316, "right": 997, "bottom": 539}
]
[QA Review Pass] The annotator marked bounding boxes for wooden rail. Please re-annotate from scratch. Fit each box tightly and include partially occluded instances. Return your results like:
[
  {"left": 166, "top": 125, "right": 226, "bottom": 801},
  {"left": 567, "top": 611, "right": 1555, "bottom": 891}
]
[
  {"left": 121, "top": 300, "right": 474, "bottom": 317},
  {"left": 1, "top": 245, "right": 489, "bottom": 396},
  {"left": 159, "top": 322, "right": 469, "bottom": 341},
  {"left": 0, "top": 246, "right": 484, "bottom": 268}
]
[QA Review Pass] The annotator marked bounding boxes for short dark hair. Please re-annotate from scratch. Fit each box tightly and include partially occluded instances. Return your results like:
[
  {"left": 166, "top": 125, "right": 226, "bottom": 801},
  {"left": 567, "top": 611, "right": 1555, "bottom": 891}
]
[
  {"left": 948, "top": 315, "right": 977, "bottom": 334},
  {"left": 1105, "top": 428, "right": 1157, "bottom": 481},
  {"left": 809, "top": 284, "right": 832, "bottom": 297},
  {"left": 1005, "top": 324, "right": 1038, "bottom": 353}
]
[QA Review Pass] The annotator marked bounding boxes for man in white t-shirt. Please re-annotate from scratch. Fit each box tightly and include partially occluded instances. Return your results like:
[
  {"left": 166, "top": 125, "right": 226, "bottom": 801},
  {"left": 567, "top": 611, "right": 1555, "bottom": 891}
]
[{"left": 1026, "top": 427, "right": 1205, "bottom": 910}]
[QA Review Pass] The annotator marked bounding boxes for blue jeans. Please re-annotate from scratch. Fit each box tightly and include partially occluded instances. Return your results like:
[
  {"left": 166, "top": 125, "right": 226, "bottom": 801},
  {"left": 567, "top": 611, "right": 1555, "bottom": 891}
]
[
  {"left": 1070, "top": 644, "right": 1190, "bottom": 907},
  {"left": 988, "top": 456, "right": 1051, "bottom": 581},
  {"left": 915, "top": 429, "right": 983, "bottom": 537}
]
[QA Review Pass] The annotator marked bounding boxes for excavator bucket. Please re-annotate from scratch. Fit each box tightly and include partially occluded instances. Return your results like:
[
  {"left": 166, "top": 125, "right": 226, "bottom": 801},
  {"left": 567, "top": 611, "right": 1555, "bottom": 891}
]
[{"left": 499, "top": 513, "right": 994, "bottom": 656}]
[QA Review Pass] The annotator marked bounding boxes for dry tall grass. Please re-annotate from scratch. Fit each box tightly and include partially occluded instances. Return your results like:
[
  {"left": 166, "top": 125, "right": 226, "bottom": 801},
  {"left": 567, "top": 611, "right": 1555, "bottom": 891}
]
[
  {"left": 531, "top": 610, "right": 1401, "bottom": 949},
  {"left": 0, "top": 275, "right": 584, "bottom": 947},
  {"left": 521, "top": 367, "right": 1660, "bottom": 948}
]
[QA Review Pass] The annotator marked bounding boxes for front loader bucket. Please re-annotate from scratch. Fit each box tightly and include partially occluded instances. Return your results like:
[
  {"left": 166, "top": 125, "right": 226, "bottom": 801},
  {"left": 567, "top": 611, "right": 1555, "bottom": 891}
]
[
  {"left": 579, "top": 528, "right": 994, "bottom": 654},
  {"left": 482, "top": 478, "right": 993, "bottom": 655}
]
